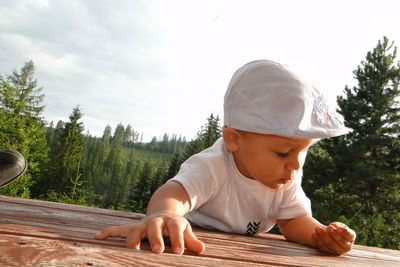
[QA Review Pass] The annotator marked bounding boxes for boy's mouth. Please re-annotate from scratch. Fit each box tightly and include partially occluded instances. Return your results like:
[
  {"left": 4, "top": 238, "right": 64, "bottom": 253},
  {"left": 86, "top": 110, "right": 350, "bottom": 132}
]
[{"left": 279, "top": 172, "right": 296, "bottom": 184}]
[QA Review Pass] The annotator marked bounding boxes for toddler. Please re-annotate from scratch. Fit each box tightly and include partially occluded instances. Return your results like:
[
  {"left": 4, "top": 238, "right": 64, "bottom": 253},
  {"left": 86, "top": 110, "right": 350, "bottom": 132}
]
[{"left": 95, "top": 60, "right": 356, "bottom": 256}]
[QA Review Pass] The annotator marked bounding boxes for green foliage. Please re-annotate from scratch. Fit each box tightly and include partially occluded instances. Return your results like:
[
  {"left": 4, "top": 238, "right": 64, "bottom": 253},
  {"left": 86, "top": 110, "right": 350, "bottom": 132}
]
[
  {"left": 102, "top": 125, "right": 125, "bottom": 208},
  {"left": 1, "top": 60, "right": 45, "bottom": 118},
  {"left": 0, "top": 61, "right": 48, "bottom": 197},
  {"left": 164, "top": 113, "right": 222, "bottom": 181},
  {"left": 150, "top": 160, "right": 168, "bottom": 196},
  {"left": 339, "top": 213, "right": 400, "bottom": 250},
  {"left": 129, "top": 160, "right": 155, "bottom": 213},
  {"left": 164, "top": 151, "right": 183, "bottom": 184},
  {"left": 38, "top": 106, "right": 85, "bottom": 198},
  {"left": 303, "top": 37, "right": 400, "bottom": 249},
  {"left": 132, "top": 133, "right": 187, "bottom": 154}
]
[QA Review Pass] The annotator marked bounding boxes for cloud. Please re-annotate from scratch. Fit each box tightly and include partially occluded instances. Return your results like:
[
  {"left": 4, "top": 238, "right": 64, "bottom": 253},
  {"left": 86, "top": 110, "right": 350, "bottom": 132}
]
[
  {"left": 1, "top": 1, "right": 175, "bottom": 139},
  {"left": 2, "top": 0, "right": 400, "bottom": 141}
]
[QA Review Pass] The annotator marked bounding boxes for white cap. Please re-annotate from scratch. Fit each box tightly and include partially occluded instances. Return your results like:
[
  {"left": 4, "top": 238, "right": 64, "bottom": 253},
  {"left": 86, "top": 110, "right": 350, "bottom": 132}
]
[{"left": 223, "top": 60, "right": 350, "bottom": 139}]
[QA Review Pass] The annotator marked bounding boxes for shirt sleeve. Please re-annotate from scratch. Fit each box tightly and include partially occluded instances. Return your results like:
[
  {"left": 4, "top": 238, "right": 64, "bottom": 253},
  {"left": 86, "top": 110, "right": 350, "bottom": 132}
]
[
  {"left": 168, "top": 154, "right": 222, "bottom": 212},
  {"left": 277, "top": 170, "right": 312, "bottom": 219}
]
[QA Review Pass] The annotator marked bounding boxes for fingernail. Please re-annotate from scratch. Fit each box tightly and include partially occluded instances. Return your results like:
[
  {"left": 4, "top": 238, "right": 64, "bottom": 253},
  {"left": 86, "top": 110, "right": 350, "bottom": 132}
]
[
  {"left": 152, "top": 244, "right": 161, "bottom": 253},
  {"left": 174, "top": 247, "right": 183, "bottom": 255}
]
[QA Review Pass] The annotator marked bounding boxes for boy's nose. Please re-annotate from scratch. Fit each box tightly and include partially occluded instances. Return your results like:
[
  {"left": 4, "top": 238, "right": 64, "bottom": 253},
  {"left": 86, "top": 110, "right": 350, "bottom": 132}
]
[{"left": 286, "top": 156, "right": 301, "bottom": 171}]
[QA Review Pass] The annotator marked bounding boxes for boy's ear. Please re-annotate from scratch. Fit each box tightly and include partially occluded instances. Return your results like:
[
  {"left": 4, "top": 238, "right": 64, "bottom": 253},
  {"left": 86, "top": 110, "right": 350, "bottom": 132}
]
[{"left": 223, "top": 127, "right": 242, "bottom": 152}]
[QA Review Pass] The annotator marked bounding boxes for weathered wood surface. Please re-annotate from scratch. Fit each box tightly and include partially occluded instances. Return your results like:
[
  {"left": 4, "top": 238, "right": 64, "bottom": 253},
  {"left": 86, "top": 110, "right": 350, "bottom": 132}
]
[{"left": 0, "top": 195, "right": 399, "bottom": 266}]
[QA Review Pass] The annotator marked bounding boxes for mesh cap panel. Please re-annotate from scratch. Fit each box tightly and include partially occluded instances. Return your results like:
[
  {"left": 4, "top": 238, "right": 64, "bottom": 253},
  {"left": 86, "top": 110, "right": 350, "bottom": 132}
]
[{"left": 223, "top": 60, "right": 349, "bottom": 138}]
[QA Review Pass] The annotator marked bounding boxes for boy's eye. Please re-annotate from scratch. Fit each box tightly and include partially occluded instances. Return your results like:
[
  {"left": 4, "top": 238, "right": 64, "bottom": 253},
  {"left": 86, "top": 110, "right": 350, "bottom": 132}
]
[{"left": 276, "top": 152, "right": 289, "bottom": 157}]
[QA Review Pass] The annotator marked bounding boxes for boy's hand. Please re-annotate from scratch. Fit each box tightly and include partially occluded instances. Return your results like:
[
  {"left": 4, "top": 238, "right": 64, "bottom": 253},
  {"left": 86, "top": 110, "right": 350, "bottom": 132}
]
[
  {"left": 312, "top": 222, "right": 356, "bottom": 255},
  {"left": 94, "top": 212, "right": 205, "bottom": 255}
]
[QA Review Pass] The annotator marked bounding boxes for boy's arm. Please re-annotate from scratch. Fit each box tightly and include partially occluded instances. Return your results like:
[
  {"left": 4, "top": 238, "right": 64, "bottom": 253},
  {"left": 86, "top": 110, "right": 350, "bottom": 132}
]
[
  {"left": 278, "top": 215, "right": 356, "bottom": 255},
  {"left": 146, "top": 180, "right": 190, "bottom": 215},
  {"left": 95, "top": 181, "right": 205, "bottom": 254}
]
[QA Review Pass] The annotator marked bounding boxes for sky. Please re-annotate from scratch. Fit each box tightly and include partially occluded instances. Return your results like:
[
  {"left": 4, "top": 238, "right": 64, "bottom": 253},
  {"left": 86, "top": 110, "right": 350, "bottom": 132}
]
[{"left": 1, "top": 0, "right": 399, "bottom": 142}]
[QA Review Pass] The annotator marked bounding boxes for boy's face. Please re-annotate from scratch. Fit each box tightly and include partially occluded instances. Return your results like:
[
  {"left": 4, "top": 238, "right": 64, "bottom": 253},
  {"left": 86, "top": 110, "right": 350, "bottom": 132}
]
[{"left": 224, "top": 129, "right": 317, "bottom": 189}]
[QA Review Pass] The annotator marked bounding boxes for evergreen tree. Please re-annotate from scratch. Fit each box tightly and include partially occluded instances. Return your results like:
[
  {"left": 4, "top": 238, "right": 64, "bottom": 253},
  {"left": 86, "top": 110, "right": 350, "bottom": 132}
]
[
  {"left": 164, "top": 151, "right": 183, "bottom": 183},
  {"left": 123, "top": 124, "right": 133, "bottom": 147},
  {"left": 120, "top": 150, "right": 139, "bottom": 206},
  {"left": 103, "top": 124, "right": 125, "bottom": 208},
  {"left": 304, "top": 37, "right": 400, "bottom": 249},
  {"left": 0, "top": 61, "right": 48, "bottom": 197},
  {"left": 336, "top": 37, "right": 399, "bottom": 249},
  {"left": 89, "top": 125, "right": 112, "bottom": 195},
  {"left": 1, "top": 60, "right": 45, "bottom": 119},
  {"left": 164, "top": 114, "right": 222, "bottom": 182},
  {"left": 150, "top": 160, "right": 168, "bottom": 195},
  {"left": 130, "top": 160, "right": 155, "bottom": 213},
  {"left": 80, "top": 134, "right": 97, "bottom": 194},
  {"left": 199, "top": 113, "right": 222, "bottom": 148},
  {"left": 44, "top": 106, "right": 84, "bottom": 196},
  {"left": 46, "top": 121, "right": 56, "bottom": 148},
  {"left": 112, "top": 124, "right": 125, "bottom": 146}
]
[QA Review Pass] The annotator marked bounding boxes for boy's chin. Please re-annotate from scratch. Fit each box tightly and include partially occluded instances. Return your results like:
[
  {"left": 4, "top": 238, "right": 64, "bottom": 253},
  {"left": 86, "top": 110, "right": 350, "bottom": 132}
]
[
  {"left": 265, "top": 179, "right": 292, "bottom": 190},
  {"left": 265, "top": 182, "right": 283, "bottom": 190}
]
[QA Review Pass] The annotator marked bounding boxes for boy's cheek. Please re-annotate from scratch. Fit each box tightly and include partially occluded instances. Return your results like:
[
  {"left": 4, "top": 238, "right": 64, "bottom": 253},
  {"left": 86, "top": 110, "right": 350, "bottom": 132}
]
[{"left": 299, "top": 151, "right": 308, "bottom": 166}]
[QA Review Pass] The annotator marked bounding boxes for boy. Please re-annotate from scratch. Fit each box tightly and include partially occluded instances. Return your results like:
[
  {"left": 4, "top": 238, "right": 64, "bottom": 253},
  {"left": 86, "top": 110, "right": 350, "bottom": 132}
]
[{"left": 95, "top": 60, "right": 356, "bottom": 256}]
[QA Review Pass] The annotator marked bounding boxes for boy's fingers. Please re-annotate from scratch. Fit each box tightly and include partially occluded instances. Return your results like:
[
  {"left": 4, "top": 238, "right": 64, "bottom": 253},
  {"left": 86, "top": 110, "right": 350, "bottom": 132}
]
[
  {"left": 315, "top": 227, "right": 344, "bottom": 255},
  {"left": 336, "top": 225, "right": 356, "bottom": 243},
  {"left": 147, "top": 218, "right": 165, "bottom": 254},
  {"left": 329, "top": 222, "right": 356, "bottom": 245},
  {"left": 183, "top": 224, "right": 205, "bottom": 254},
  {"left": 327, "top": 225, "right": 353, "bottom": 253},
  {"left": 166, "top": 220, "right": 185, "bottom": 255},
  {"left": 94, "top": 229, "right": 110, "bottom": 240},
  {"left": 312, "top": 232, "right": 335, "bottom": 254},
  {"left": 94, "top": 225, "right": 132, "bottom": 240},
  {"left": 126, "top": 225, "right": 146, "bottom": 250}
]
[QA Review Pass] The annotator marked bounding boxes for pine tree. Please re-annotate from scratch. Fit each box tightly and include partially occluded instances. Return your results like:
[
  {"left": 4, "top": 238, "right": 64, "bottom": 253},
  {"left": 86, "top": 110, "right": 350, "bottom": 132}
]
[
  {"left": 120, "top": 150, "right": 139, "bottom": 206},
  {"left": 130, "top": 160, "right": 155, "bottom": 213},
  {"left": 199, "top": 113, "right": 222, "bottom": 148},
  {"left": 336, "top": 37, "right": 399, "bottom": 249},
  {"left": 44, "top": 106, "right": 85, "bottom": 196},
  {"left": 1, "top": 60, "right": 45, "bottom": 119},
  {"left": 123, "top": 124, "right": 133, "bottom": 146},
  {"left": 89, "top": 125, "right": 112, "bottom": 195},
  {"left": 164, "top": 151, "right": 183, "bottom": 183},
  {"left": 304, "top": 37, "right": 400, "bottom": 249},
  {"left": 150, "top": 160, "right": 168, "bottom": 195},
  {"left": 164, "top": 114, "right": 222, "bottom": 182},
  {"left": 0, "top": 61, "right": 48, "bottom": 198},
  {"left": 103, "top": 124, "right": 125, "bottom": 208}
]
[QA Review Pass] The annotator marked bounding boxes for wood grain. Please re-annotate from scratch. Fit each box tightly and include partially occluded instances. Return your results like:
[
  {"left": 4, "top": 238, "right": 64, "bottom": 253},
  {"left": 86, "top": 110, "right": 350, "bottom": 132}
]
[{"left": 1, "top": 195, "right": 399, "bottom": 266}]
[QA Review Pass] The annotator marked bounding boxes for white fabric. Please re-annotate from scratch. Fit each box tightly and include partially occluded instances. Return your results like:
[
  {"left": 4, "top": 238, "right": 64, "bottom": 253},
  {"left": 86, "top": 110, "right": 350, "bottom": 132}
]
[
  {"left": 169, "top": 138, "right": 312, "bottom": 235},
  {"left": 224, "top": 60, "right": 350, "bottom": 139}
]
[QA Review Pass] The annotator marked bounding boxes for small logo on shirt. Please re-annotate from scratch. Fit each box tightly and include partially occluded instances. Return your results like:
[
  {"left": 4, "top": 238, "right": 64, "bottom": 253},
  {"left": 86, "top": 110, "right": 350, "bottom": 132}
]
[{"left": 246, "top": 221, "right": 261, "bottom": 236}]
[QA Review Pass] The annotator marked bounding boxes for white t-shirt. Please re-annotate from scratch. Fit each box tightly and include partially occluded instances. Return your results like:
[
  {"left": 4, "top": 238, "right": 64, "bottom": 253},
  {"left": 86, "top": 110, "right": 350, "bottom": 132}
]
[{"left": 169, "top": 137, "right": 311, "bottom": 235}]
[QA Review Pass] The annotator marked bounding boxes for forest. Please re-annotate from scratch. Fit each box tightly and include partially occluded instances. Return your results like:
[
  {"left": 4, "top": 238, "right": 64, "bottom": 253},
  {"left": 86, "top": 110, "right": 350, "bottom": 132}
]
[{"left": 0, "top": 37, "right": 399, "bottom": 250}]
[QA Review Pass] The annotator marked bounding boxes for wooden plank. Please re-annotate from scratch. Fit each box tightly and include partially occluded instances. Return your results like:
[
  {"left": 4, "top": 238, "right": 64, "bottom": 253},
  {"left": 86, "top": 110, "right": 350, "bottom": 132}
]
[
  {"left": 0, "top": 234, "right": 274, "bottom": 267},
  {"left": 2, "top": 222, "right": 399, "bottom": 267},
  {"left": 0, "top": 195, "right": 144, "bottom": 219},
  {"left": 1, "top": 195, "right": 400, "bottom": 267}
]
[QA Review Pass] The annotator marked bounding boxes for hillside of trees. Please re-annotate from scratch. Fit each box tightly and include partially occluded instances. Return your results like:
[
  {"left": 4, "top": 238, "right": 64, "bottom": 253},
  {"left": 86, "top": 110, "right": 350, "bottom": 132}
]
[{"left": 0, "top": 37, "right": 399, "bottom": 250}]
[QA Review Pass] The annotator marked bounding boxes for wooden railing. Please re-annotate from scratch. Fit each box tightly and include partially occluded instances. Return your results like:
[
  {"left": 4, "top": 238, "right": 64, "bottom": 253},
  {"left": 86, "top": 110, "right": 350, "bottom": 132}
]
[{"left": 1, "top": 195, "right": 399, "bottom": 266}]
